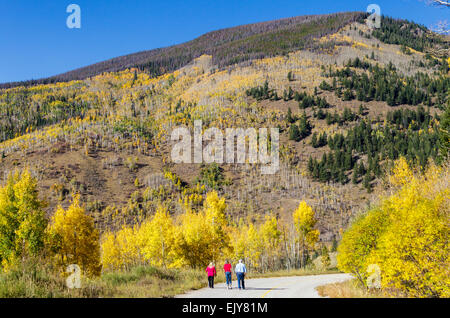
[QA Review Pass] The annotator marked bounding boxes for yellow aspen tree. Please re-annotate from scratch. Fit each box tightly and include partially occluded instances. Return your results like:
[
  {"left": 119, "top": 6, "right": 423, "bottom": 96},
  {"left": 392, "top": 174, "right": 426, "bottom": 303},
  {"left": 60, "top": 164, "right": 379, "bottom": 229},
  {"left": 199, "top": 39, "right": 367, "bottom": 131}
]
[
  {"left": 336, "top": 207, "right": 389, "bottom": 286},
  {"left": 229, "top": 220, "right": 247, "bottom": 261},
  {"left": 0, "top": 169, "right": 47, "bottom": 271},
  {"left": 260, "top": 215, "right": 282, "bottom": 270},
  {"left": 101, "top": 225, "right": 141, "bottom": 271},
  {"left": 100, "top": 231, "right": 122, "bottom": 271},
  {"left": 138, "top": 206, "right": 179, "bottom": 268},
  {"left": 246, "top": 223, "right": 264, "bottom": 270},
  {"left": 293, "top": 201, "right": 320, "bottom": 268},
  {"left": 338, "top": 159, "right": 449, "bottom": 297},
  {"left": 47, "top": 195, "right": 102, "bottom": 277},
  {"left": 367, "top": 162, "right": 449, "bottom": 297},
  {"left": 176, "top": 209, "right": 212, "bottom": 268},
  {"left": 203, "top": 191, "right": 230, "bottom": 261},
  {"left": 388, "top": 156, "right": 414, "bottom": 187},
  {"left": 177, "top": 191, "right": 230, "bottom": 268}
]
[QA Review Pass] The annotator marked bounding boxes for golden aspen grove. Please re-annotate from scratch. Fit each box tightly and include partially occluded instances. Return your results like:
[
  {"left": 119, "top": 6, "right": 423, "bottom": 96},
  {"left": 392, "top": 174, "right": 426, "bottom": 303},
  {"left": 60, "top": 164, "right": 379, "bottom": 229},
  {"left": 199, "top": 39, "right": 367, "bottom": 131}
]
[{"left": 0, "top": 9, "right": 449, "bottom": 298}]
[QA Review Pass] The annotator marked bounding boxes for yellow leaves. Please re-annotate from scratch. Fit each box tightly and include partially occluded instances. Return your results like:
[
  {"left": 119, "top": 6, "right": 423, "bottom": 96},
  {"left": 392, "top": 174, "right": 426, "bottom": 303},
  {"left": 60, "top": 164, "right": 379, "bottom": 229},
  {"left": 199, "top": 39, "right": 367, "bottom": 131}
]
[
  {"left": 293, "top": 202, "right": 317, "bottom": 235},
  {"left": 47, "top": 195, "right": 102, "bottom": 277},
  {"left": 338, "top": 158, "right": 450, "bottom": 297},
  {"left": 204, "top": 191, "right": 227, "bottom": 227},
  {"left": 388, "top": 156, "right": 414, "bottom": 187},
  {"left": 0, "top": 169, "right": 47, "bottom": 271},
  {"left": 292, "top": 201, "right": 320, "bottom": 255},
  {"left": 227, "top": 214, "right": 284, "bottom": 270},
  {"left": 352, "top": 41, "right": 369, "bottom": 49},
  {"left": 256, "top": 56, "right": 285, "bottom": 66},
  {"left": 176, "top": 209, "right": 215, "bottom": 267},
  {"left": 319, "top": 33, "right": 352, "bottom": 44},
  {"left": 260, "top": 215, "right": 281, "bottom": 250},
  {"left": 180, "top": 193, "right": 203, "bottom": 212},
  {"left": 372, "top": 167, "right": 449, "bottom": 296},
  {"left": 101, "top": 191, "right": 231, "bottom": 270},
  {"left": 306, "top": 229, "right": 320, "bottom": 247},
  {"left": 337, "top": 207, "right": 389, "bottom": 284},
  {"left": 176, "top": 191, "right": 230, "bottom": 268},
  {"left": 245, "top": 223, "right": 264, "bottom": 268},
  {"left": 101, "top": 225, "right": 141, "bottom": 271},
  {"left": 164, "top": 170, "right": 182, "bottom": 190},
  {"left": 137, "top": 206, "right": 179, "bottom": 268}
]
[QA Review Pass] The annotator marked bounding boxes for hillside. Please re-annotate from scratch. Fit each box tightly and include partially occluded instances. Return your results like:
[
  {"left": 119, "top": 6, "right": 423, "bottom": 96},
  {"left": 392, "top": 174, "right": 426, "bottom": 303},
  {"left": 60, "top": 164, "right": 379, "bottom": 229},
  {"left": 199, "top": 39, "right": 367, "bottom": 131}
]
[
  {"left": 0, "top": 12, "right": 448, "bottom": 282},
  {"left": 0, "top": 12, "right": 365, "bottom": 88}
]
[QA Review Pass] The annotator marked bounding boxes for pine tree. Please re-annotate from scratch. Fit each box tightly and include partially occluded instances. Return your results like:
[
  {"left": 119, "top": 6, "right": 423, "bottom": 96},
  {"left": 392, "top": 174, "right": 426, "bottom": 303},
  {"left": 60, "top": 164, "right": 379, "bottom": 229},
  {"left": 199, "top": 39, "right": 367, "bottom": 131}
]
[
  {"left": 308, "top": 156, "right": 314, "bottom": 173},
  {"left": 331, "top": 238, "right": 338, "bottom": 252},
  {"left": 343, "top": 89, "right": 354, "bottom": 101},
  {"left": 359, "top": 104, "right": 365, "bottom": 116},
  {"left": 286, "top": 107, "right": 295, "bottom": 123},
  {"left": 289, "top": 124, "right": 301, "bottom": 142},
  {"left": 357, "top": 161, "right": 366, "bottom": 176},
  {"left": 438, "top": 105, "right": 450, "bottom": 162},
  {"left": 363, "top": 171, "right": 372, "bottom": 192},
  {"left": 298, "top": 113, "right": 312, "bottom": 139},
  {"left": 352, "top": 171, "right": 359, "bottom": 184},
  {"left": 311, "top": 132, "right": 318, "bottom": 148}
]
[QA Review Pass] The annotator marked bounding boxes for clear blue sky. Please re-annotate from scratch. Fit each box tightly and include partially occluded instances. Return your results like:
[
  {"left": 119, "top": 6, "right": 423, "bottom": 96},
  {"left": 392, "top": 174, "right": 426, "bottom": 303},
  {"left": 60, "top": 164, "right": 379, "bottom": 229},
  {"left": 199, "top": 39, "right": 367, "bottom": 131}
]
[{"left": 0, "top": 0, "right": 448, "bottom": 83}]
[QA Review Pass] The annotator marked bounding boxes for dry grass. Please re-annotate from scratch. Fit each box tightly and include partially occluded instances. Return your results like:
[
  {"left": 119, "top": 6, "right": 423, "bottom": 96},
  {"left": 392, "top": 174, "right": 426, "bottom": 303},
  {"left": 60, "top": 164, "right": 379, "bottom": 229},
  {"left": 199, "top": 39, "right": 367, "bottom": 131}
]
[
  {"left": 98, "top": 266, "right": 208, "bottom": 298},
  {"left": 0, "top": 260, "right": 207, "bottom": 298},
  {"left": 316, "top": 279, "right": 386, "bottom": 298},
  {"left": 0, "top": 259, "right": 342, "bottom": 298}
]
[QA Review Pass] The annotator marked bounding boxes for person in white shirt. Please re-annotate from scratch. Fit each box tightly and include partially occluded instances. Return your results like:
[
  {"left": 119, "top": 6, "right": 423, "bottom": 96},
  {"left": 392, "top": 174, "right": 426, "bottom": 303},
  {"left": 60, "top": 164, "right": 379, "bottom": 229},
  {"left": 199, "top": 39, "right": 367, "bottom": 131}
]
[{"left": 235, "top": 259, "right": 247, "bottom": 290}]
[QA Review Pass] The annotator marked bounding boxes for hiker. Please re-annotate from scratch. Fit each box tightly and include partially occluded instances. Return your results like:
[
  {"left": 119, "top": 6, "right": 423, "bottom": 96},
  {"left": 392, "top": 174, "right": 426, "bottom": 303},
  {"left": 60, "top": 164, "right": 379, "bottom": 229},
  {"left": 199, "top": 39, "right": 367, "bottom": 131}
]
[
  {"left": 224, "top": 260, "right": 232, "bottom": 289},
  {"left": 205, "top": 262, "right": 217, "bottom": 288},
  {"left": 235, "top": 259, "right": 247, "bottom": 290}
]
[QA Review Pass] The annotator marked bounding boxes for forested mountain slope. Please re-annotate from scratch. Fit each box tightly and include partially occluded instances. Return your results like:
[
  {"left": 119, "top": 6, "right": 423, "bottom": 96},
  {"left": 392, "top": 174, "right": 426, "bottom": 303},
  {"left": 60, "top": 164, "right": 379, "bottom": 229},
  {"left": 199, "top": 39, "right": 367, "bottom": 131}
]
[
  {"left": 1, "top": 12, "right": 365, "bottom": 88},
  {"left": 0, "top": 13, "right": 448, "bottom": 258}
]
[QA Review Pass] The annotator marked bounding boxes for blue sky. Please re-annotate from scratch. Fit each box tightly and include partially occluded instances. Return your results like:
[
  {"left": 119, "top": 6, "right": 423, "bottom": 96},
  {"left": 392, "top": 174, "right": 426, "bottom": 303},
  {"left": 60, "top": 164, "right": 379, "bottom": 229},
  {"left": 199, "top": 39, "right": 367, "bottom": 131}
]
[{"left": 0, "top": 0, "right": 448, "bottom": 83}]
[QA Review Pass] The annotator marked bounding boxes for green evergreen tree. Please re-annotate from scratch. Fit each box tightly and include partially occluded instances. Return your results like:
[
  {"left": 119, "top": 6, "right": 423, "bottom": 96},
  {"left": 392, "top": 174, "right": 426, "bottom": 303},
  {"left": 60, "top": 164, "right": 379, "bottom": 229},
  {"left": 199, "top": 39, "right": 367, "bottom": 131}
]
[
  {"left": 289, "top": 124, "right": 301, "bottom": 142},
  {"left": 438, "top": 104, "right": 450, "bottom": 162},
  {"left": 286, "top": 107, "right": 296, "bottom": 123}
]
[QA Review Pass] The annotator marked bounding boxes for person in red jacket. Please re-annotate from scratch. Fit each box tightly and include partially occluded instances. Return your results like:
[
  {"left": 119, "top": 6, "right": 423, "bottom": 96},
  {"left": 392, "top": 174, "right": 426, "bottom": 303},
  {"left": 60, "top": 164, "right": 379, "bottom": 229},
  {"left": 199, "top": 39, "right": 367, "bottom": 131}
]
[
  {"left": 224, "top": 260, "right": 232, "bottom": 289},
  {"left": 205, "top": 262, "right": 217, "bottom": 288}
]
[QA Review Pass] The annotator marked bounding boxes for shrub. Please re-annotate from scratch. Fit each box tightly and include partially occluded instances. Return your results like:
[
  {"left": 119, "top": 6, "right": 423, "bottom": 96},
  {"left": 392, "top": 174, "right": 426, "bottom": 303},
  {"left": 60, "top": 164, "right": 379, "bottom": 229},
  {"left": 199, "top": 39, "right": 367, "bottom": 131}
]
[{"left": 337, "top": 158, "right": 450, "bottom": 297}]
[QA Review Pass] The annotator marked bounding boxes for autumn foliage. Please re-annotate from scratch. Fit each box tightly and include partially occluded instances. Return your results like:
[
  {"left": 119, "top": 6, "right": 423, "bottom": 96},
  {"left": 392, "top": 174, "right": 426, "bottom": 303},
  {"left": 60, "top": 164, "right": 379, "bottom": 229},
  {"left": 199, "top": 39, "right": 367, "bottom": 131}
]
[
  {"left": 47, "top": 195, "right": 102, "bottom": 277},
  {"left": 0, "top": 169, "right": 323, "bottom": 276},
  {"left": 337, "top": 157, "right": 450, "bottom": 297},
  {"left": 0, "top": 170, "right": 47, "bottom": 270}
]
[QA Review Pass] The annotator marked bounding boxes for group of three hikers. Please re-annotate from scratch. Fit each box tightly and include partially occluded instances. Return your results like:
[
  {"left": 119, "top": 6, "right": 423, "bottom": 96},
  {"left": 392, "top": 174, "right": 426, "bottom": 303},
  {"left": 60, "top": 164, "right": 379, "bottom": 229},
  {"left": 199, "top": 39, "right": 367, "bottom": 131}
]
[{"left": 205, "top": 259, "right": 247, "bottom": 290}]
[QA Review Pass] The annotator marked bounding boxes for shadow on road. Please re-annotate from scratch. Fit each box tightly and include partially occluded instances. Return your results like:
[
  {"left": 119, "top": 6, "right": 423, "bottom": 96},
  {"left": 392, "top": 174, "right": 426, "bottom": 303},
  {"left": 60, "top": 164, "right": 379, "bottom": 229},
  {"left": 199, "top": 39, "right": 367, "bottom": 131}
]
[
  {"left": 210, "top": 287, "right": 287, "bottom": 291},
  {"left": 244, "top": 287, "right": 286, "bottom": 291},
  {"left": 208, "top": 287, "right": 286, "bottom": 291}
]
